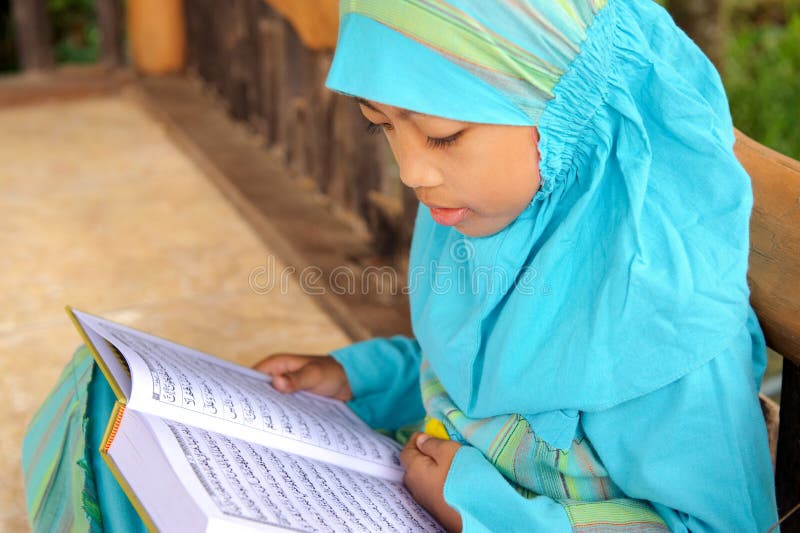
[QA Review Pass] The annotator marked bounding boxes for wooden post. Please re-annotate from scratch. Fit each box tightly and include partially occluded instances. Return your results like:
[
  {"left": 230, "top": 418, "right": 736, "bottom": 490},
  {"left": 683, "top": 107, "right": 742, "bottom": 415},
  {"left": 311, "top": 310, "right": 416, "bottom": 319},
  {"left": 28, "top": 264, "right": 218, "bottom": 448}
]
[
  {"left": 242, "top": 0, "right": 265, "bottom": 129},
  {"left": 285, "top": 39, "right": 316, "bottom": 178},
  {"left": 270, "top": 17, "right": 290, "bottom": 153},
  {"left": 245, "top": 0, "right": 270, "bottom": 140},
  {"left": 224, "top": 0, "right": 250, "bottom": 121},
  {"left": 212, "top": 1, "right": 231, "bottom": 102},
  {"left": 254, "top": 13, "right": 277, "bottom": 143},
  {"left": 206, "top": 1, "right": 225, "bottom": 98},
  {"left": 328, "top": 95, "right": 358, "bottom": 212},
  {"left": 196, "top": 0, "right": 215, "bottom": 83},
  {"left": 127, "top": 0, "right": 187, "bottom": 74},
  {"left": 183, "top": 0, "right": 199, "bottom": 75},
  {"left": 288, "top": 96, "right": 310, "bottom": 179},
  {"left": 777, "top": 359, "right": 800, "bottom": 532},
  {"left": 308, "top": 52, "right": 334, "bottom": 192},
  {"left": 10, "top": 0, "right": 53, "bottom": 71},
  {"left": 277, "top": 17, "right": 307, "bottom": 167},
  {"left": 96, "top": 0, "right": 124, "bottom": 67},
  {"left": 196, "top": 0, "right": 213, "bottom": 84},
  {"left": 226, "top": 0, "right": 260, "bottom": 123}
]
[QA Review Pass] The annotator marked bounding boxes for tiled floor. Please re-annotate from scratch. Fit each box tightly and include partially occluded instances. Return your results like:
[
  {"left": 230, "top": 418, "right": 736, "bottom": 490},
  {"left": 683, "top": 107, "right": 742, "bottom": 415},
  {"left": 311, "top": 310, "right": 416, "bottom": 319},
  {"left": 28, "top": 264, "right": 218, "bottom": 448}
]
[{"left": 0, "top": 95, "right": 352, "bottom": 531}]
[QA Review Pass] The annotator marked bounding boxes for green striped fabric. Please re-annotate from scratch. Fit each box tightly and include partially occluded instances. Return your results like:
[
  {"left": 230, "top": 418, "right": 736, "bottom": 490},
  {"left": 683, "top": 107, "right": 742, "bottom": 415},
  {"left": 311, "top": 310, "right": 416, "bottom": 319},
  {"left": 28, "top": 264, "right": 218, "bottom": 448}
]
[
  {"left": 419, "top": 356, "right": 669, "bottom": 531},
  {"left": 339, "top": 0, "right": 607, "bottom": 122},
  {"left": 22, "top": 345, "right": 102, "bottom": 533}
]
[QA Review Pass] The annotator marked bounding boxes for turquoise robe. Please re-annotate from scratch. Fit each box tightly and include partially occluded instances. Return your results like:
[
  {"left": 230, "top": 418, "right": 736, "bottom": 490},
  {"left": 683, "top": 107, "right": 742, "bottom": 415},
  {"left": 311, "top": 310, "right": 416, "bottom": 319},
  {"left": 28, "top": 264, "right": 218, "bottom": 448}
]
[{"left": 325, "top": 0, "right": 780, "bottom": 530}]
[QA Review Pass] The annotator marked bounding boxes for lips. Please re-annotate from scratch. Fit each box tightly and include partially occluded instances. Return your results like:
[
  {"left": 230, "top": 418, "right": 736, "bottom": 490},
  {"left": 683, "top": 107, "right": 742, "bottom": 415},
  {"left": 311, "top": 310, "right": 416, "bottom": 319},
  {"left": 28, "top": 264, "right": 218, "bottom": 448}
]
[{"left": 427, "top": 205, "right": 470, "bottom": 226}]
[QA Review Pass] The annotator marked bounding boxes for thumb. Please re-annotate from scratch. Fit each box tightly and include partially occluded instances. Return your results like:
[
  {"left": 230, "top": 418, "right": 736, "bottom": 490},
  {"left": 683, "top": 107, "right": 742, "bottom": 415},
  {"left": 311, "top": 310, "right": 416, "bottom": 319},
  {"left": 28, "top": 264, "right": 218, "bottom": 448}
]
[
  {"left": 273, "top": 362, "right": 322, "bottom": 394},
  {"left": 416, "top": 434, "right": 454, "bottom": 462}
]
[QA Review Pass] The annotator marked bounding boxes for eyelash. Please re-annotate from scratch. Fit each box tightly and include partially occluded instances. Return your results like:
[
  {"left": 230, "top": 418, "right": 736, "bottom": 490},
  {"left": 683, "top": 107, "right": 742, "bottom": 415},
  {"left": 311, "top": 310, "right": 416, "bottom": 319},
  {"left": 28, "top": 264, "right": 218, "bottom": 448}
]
[{"left": 365, "top": 121, "right": 461, "bottom": 150}]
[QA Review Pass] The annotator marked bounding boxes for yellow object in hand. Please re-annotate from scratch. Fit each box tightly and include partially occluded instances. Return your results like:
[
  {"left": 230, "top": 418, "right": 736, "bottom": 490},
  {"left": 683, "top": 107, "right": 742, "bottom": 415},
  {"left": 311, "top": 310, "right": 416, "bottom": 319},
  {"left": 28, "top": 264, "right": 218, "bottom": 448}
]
[{"left": 423, "top": 417, "right": 450, "bottom": 440}]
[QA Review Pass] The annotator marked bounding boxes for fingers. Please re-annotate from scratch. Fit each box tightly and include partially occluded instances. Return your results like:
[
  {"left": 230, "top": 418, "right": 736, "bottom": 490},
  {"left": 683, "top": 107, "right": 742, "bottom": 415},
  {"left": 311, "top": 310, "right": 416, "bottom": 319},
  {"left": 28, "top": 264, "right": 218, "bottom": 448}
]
[
  {"left": 253, "top": 353, "right": 314, "bottom": 376},
  {"left": 400, "top": 433, "right": 434, "bottom": 469},
  {"left": 274, "top": 361, "right": 324, "bottom": 394},
  {"left": 253, "top": 353, "right": 319, "bottom": 393},
  {"left": 254, "top": 354, "right": 353, "bottom": 400},
  {"left": 416, "top": 433, "right": 459, "bottom": 464}
]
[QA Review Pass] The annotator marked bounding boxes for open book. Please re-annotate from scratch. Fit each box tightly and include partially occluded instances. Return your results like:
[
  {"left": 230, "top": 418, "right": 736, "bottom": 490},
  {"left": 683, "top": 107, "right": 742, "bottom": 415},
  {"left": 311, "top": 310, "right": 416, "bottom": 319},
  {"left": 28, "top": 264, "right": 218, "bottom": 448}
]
[{"left": 68, "top": 307, "right": 443, "bottom": 532}]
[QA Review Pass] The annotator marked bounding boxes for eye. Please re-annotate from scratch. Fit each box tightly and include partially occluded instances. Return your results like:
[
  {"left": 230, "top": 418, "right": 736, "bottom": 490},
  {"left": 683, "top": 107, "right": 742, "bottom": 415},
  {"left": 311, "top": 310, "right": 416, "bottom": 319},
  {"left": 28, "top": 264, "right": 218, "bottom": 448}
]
[
  {"left": 426, "top": 132, "right": 462, "bottom": 150},
  {"left": 365, "top": 121, "right": 393, "bottom": 135},
  {"left": 365, "top": 120, "right": 463, "bottom": 150}
]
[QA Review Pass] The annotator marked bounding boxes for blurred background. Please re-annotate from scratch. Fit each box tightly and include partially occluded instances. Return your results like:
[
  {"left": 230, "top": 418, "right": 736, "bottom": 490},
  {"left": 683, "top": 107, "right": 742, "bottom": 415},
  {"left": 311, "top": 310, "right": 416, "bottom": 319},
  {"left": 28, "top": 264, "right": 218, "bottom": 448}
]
[
  {"left": 2, "top": 0, "right": 798, "bottom": 157},
  {"left": 0, "top": 0, "right": 797, "bottom": 531}
]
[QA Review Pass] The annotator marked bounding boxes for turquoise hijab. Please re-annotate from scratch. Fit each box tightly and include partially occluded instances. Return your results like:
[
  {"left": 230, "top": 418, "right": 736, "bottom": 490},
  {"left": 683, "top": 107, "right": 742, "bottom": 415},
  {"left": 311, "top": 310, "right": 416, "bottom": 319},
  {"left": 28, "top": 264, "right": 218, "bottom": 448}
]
[{"left": 325, "top": 0, "right": 764, "bottom": 415}]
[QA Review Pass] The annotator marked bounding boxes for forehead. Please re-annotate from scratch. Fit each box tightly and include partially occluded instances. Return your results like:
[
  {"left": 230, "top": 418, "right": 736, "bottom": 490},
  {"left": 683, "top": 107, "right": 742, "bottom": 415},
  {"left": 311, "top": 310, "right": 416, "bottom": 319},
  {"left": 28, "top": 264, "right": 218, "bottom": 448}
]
[
  {"left": 355, "top": 98, "right": 471, "bottom": 129},
  {"left": 356, "top": 98, "right": 425, "bottom": 120}
]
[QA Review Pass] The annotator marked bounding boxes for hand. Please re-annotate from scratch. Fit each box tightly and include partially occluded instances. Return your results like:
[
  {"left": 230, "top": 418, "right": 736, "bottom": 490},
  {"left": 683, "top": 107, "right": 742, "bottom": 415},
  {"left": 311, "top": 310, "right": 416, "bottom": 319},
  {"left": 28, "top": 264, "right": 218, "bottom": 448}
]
[
  {"left": 253, "top": 353, "right": 353, "bottom": 401},
  {"left": 400, "top": 432, "right": 463, "bottom": 532}
]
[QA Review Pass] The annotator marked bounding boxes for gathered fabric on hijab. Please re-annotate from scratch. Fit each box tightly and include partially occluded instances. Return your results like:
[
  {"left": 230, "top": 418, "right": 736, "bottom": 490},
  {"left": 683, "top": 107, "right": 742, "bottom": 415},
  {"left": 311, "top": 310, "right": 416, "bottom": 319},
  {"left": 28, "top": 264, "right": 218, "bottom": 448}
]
[{"left": 326, "top": 0, "right": 778, "bottom": 530}]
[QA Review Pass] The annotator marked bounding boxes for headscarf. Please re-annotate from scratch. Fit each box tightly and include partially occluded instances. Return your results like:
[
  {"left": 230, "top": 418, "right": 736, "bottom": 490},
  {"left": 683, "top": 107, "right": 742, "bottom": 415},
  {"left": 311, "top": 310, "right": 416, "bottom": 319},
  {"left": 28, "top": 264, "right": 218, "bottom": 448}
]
[{"left": 325, "top": 0, "right": 761, "bottom": 416}]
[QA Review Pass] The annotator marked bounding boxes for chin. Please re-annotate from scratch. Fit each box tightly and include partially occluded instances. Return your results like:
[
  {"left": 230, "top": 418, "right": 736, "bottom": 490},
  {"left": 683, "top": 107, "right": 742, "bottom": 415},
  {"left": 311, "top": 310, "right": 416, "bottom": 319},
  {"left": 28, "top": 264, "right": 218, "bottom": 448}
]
[{"left": 455, "top": 220, "right": 508, "bottom": 238}]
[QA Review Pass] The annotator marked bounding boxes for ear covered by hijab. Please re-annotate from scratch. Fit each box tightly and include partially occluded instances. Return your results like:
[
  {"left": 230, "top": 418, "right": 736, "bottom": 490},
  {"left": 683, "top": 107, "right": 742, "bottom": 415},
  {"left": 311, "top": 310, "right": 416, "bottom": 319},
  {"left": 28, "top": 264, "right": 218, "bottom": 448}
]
[{"left": 325, "top": 0, "right": 766, "bottom": 415}]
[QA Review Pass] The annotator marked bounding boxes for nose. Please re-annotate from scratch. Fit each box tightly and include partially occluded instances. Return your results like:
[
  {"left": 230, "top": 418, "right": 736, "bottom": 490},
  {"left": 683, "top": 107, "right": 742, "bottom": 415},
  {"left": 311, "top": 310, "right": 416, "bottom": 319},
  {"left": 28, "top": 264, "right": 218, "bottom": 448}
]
[{"left": 396, "top": 151, "right": 444, "bottom": 190}]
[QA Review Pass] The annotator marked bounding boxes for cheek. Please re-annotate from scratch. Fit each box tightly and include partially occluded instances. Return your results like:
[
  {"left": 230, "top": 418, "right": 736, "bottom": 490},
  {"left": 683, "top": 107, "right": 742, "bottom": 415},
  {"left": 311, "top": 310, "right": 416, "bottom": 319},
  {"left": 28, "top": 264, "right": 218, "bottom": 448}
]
[
  {"left": 490, "top": 139, "right": 541, "bottom": 205},
  {"left": 530, "top": 145, "right": 542, "bottom": 192},
  {"left": 513, "top": 130, "right": 542, "bottom": 198}
]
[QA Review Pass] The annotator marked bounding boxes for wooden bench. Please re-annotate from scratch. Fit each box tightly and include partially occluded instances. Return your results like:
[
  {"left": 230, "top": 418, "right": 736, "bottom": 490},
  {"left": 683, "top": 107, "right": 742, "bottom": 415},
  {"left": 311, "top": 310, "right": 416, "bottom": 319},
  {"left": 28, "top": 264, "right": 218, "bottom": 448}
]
[{"left": 736, "top": 129, "right": 800, "bottom": 531}]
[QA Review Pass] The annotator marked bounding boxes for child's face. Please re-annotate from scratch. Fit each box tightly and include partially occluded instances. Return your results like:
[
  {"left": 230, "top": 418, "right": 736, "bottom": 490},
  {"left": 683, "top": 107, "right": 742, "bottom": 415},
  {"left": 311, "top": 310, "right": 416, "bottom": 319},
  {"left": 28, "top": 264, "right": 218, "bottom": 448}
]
[{"left": 358, "top": 99, "right": 541, "bottom": 237}]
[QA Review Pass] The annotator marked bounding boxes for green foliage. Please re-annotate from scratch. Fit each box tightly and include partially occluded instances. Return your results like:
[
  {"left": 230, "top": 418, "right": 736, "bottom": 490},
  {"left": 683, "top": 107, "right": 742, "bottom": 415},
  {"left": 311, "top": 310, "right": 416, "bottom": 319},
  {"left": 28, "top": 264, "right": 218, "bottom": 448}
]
[
  {"left": 48, "top": 0, "right": 98, "bottom": 63},
  {"left": 723, "top": 2, "right": 800, "bottom": 159}
]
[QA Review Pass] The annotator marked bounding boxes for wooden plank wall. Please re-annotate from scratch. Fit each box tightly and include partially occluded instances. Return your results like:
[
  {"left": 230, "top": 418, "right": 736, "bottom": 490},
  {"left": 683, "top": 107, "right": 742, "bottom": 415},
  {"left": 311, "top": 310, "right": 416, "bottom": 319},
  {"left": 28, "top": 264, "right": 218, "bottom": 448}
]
[
  {"left": 10, "top": 0, "right": 54, "bottom": 70},
  {"left": 183, "top": 0, "right": 418, "bottom": 262}
]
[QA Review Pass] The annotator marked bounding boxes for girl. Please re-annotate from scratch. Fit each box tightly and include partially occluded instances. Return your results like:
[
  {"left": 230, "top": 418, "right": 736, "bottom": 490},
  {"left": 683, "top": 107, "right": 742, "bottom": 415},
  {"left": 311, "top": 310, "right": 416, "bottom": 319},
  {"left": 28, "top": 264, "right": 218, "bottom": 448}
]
[{"left": 256, "top": 0, "right": 779, "bottom": 531}]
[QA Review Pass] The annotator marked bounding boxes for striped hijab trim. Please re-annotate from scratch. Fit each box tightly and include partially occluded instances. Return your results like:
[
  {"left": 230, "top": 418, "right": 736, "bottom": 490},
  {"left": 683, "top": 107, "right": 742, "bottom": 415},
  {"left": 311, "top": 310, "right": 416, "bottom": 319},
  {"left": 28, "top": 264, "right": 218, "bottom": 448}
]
[{"left": 340, "top": 0, "right": 607, "bottom": 122}]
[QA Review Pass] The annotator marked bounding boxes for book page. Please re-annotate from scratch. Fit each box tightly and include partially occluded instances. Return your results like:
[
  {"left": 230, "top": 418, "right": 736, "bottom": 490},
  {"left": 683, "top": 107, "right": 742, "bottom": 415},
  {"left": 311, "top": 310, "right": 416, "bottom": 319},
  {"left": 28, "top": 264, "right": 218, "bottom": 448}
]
[
  {"left": 149, "top": 416, "right": 443, "bottom": 532},
  {"left": 70, "top": 308, "right": 133, "bottom": 400},
  {"left": 106, "top": 407, "right": 274, "bottom": 532},
  {"left": 73, "top": 309, "right": 405, "bottom": 481}
]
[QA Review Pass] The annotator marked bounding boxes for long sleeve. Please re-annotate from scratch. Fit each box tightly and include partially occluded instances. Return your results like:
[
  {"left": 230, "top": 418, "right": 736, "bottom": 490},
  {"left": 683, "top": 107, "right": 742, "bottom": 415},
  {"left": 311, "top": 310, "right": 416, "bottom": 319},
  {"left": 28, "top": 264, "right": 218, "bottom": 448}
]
[
  {"left": 328, "top": 335, "right": 425, "bottom": 431},
  {"left": 443, "top": 446, "right": 573, "bottom": 532},
  {"left": 580, "top": 344, "right": 779, "bottom": 532},
  {"left": 440, "top": 319, "right": 778, "bottom": 532}
]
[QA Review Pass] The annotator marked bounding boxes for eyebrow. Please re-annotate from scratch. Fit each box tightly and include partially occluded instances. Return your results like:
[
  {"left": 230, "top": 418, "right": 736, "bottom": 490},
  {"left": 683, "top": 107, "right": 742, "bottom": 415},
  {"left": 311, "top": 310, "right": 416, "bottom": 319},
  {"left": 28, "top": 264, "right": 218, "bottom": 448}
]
[{"left": 356, "top": 97, "right": 418, "bottom": 119}]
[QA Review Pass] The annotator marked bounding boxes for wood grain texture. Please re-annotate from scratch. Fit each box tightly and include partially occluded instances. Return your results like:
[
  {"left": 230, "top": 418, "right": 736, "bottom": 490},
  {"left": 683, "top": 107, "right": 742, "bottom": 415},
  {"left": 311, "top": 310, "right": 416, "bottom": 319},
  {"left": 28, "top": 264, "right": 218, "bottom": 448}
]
[
  {"left": 735, "top": 129, "right": 800, "bottom": 366},
  {"left": 96, "top": 0, "right": 124, "bottom": 67},
  {"left": 10, "top": 0, "right": 54, "bottom": 71}
]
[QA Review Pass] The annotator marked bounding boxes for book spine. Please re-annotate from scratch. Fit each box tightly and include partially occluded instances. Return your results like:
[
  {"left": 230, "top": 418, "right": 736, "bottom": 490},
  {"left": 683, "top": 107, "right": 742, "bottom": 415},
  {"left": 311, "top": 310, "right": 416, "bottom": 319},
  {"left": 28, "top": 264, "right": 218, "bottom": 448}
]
[{"left": 102, "top": 404, "right": 126, "bottom": 453}]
